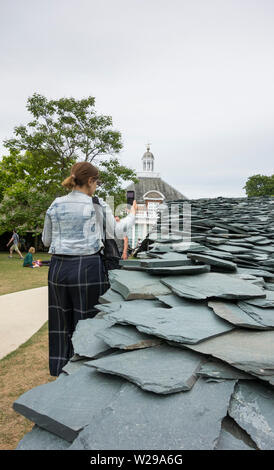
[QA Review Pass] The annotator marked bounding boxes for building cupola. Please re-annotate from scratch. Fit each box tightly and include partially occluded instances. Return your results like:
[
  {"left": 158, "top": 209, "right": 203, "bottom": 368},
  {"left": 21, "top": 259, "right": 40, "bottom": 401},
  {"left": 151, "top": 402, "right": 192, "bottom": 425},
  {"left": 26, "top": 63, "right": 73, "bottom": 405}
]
[{"left": 142, "top": 144, "right": 154, "bottom": 172}]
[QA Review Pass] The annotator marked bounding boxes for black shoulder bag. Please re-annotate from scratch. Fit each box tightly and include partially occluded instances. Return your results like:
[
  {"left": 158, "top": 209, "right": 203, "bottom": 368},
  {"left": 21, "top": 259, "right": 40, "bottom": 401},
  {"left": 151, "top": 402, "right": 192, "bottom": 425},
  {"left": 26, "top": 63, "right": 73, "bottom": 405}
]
[{"left": 92, "top": 196, "right": 121, "bottom": 272}]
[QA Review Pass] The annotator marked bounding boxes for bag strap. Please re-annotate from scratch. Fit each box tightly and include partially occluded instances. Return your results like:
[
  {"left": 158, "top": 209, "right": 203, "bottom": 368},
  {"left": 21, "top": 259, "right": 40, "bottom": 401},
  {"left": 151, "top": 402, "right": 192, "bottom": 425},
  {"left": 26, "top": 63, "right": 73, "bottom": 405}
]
[{"left": 92, "top": 196, "right": 106, "bottom": 245}]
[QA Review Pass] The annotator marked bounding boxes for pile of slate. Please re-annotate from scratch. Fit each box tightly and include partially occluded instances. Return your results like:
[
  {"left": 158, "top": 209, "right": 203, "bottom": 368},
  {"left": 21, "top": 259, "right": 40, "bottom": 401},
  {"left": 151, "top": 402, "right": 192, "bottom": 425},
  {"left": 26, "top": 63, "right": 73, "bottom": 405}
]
[
  {"left": 148, "top": 195, "right": 274, "bottom": 278},
  {"left": 14, "top": 196, "right": 274, "bottom": 450}
]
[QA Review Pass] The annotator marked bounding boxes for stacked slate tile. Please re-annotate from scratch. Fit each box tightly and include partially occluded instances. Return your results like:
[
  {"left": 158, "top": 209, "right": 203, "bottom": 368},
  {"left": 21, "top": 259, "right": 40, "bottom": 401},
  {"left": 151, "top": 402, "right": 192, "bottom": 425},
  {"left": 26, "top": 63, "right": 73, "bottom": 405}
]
[{"left": 14, "top": 196, "right": 274, "bottom": 450}]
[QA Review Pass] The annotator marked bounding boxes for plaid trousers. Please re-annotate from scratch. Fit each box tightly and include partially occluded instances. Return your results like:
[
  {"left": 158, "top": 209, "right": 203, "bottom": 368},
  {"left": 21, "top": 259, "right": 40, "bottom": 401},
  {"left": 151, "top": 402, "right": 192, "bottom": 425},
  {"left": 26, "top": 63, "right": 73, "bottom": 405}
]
[{"left": 48, "top": 254, "right": 109, "bottom": 376}]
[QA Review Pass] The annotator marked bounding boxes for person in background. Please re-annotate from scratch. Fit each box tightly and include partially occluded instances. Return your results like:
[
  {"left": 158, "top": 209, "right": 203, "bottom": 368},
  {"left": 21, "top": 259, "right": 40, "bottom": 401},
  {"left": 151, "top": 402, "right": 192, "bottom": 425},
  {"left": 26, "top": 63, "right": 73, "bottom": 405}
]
[
  {"left": 23, "top": 247, "right": 36, "bottom": 267},
  {"left": 42, "top": 161, "right": 137, "bottom": 377},
  {"left": 114, "top": 216, "right": 129, "bottom": 260},
  {"left": 19, "top": 237, "right": 27, "bottom": 252},
  {"left": 7, "top": 229, "right": 24, "bottom": 259}
]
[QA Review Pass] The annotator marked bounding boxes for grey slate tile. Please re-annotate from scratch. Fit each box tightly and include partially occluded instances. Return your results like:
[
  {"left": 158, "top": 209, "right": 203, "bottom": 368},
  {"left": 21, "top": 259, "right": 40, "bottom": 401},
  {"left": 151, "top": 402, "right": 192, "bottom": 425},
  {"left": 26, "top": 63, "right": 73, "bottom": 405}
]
[
  {"left": 183, "top": 329, "right": 274, "bottom": 381},
  {"left": 237, "top": 267, "right": 274, "bottom": 279},
  {"left": 228, "top": 380, "right": 274, "bottom": 450},
  {"left": 215, "top": 417, "right": 257, "bottom": 450},
  {"left": 16, "top": 425, "right": 71, "bottom": 450},
  {"left": 246, "top": 236, "right": 268, "bottom": 243},
  {"left": 72, "top": 317, "right": 112, "bottom": 358},
  {"left": 148, "top": 241, "right": 207, "bottom": 254},
  {"left": 244, "top": 290, "right": 274, "bottom": 308},
  {"left": 212, "top": 227, "right": 229, "bottom": 234},
  {"left": 108, "top": 269, "right": 171, "bottom": 300},
  {"left": 140, "top": 255, "right": 193, "bottom": 267},
  {"left": 208, "top": 300, "right": 268, "bottom": 329},
  {"left": 257, "top": 375, "right": 274, "bottom": 387},
  {"left": 156, "top": 294, "right": 207, "bottom": 308},
  {"left": 187, "top": 253, "right": 237, "bottom": 271},
  {"left": 94, "top": 301, "right": 124, "bottom": 314},
  {"left": 13, "top": 367, "right": 125, "bottom": 443},
  {"left": 62, "top": 358, "right": 88, "bottom": 375},
  {"left": 153, "top": 252, "right": 193, "bottom": 261},
  {"left": 69, "top": 378, "right": 236, "bottom": 450},
  {"left": 225, "top": 241, "right": 255, "bottom": 249},
  {"left": 98, "top": 288, "right": 124, "bottom": 304},
  {"left": 231, "top": 272, "right": 265, "bottom": 281},
  {"left": 198, "top": 249, "right": 234, "bottom": 260},
  {"left": 161, "top": 272, "right": 265, "bottom": 300},
  {"left": 69, "top": 353, "right": 88, "bottom": 362},
  {"left": 95, "top": 324, "right": 162, "bottom": 350},
  {"left": 256, "top": 239, "right": 273, "bottom": 245},
  {"left": 208, "top": 244, "right": 252, "bottom": 254},
  {"left": 254, "top": 245, "right": 274, "bottom": 254},
  {"left": 136, "top": 252, "right": 155, "bottom": 259},
  {"left": 237, "top": 301, "right": 274, "bottom": 328},
  {"left": 233, "top": 275, "right": 266, "bottom": 288},
  {"left": 144, "top": 264, "right": 211, "bottom": 275},
  {"left": 85, "top": 344, "right": 203, "bottom": 394},
  {"left": 119, "top": 259, "right": 142, "bottom": 268},
  {"left": 206, "top": 237, "right": 229, "bottom": 245},
  {"left": 107, "top": 305, "right": 234, "bottom": 345},
  {"left": 95, "top": 299, "right": 166, "bottom": 316},
  {"left": 197, "top": 358, "right": 253, "bottom": 381},
  {"left": 260, "top": 260, "right": 274, "bottom": 268}
]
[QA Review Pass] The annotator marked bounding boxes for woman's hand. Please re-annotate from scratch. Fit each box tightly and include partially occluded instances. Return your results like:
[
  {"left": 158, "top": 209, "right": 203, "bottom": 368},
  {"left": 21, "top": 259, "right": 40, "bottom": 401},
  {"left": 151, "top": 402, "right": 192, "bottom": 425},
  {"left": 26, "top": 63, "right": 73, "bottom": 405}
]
[
  {"left": 130, "top": 200, "right": 138, "bottom": 215},
  {"left": 122, "top": 251, "right": 128, "bottom": 260}
]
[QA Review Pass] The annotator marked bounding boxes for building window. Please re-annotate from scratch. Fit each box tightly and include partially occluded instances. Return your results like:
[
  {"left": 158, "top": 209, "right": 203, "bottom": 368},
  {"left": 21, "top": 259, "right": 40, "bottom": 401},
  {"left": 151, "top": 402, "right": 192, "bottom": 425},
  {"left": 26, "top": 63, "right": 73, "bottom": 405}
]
[
  {"left": 148, "top": 201, "right": 159, "bottom": 210},
  {"left": 147, "top": 201, "right": 160, "bottom": 217}
]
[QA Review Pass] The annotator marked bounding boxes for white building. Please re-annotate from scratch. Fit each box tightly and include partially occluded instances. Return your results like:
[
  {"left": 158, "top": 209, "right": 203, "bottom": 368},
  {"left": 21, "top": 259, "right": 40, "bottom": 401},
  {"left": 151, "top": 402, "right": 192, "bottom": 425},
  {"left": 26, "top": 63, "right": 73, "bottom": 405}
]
[{"left": 126, "top": 145, "right": 186, "bottom": 248}]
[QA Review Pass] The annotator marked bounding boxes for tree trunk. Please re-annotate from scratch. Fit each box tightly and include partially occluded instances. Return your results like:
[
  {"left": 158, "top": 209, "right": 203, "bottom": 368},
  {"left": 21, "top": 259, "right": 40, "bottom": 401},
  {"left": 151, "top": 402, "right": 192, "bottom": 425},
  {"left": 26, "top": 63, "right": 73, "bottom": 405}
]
[{"left": 34, "top": 229, "right": 38, "bottom": 252}]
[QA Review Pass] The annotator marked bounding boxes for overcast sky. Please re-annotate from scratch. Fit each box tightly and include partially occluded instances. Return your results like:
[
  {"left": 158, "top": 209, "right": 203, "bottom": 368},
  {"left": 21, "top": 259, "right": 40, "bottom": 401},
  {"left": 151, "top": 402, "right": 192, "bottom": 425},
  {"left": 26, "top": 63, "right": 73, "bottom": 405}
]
[{"left": 1, "top": 0, "right": 273, "bottom": 198}]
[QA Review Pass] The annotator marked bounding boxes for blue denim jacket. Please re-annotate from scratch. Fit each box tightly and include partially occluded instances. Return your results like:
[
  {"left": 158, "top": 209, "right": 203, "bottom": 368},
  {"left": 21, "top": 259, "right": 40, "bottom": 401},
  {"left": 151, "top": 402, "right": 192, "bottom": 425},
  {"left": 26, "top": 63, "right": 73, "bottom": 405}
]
[{"left": 42, "top": 190, "right": 135, "bottom": 255}]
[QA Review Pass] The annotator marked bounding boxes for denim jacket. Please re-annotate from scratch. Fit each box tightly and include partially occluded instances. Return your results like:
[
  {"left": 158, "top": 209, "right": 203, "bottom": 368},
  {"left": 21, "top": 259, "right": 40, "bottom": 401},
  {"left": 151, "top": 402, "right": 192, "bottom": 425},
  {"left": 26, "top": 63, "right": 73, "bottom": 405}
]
[{"left": 42, "top": 190, "right": 135, "bottom": 255}]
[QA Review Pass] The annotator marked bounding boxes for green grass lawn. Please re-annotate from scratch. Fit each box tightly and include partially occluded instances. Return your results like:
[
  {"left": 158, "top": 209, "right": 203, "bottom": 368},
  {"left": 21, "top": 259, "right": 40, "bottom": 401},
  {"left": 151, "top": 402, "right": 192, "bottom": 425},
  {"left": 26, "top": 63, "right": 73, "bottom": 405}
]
[
  {"left": 0, "top": 322, "right": 55, "bottom": 450},
  {"left": 0, "top": 251, "right": 51, "bottom": 296},
  {"left": 0, "top": 250, "right": 54, "bottom": 449}
]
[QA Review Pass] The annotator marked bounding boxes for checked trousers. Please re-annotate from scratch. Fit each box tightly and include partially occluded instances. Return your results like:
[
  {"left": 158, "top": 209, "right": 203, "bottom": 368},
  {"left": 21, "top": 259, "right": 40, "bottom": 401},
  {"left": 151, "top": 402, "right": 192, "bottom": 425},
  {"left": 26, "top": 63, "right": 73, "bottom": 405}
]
[{"left": 48, "top": 254, "right": 109, "bottom": 376}]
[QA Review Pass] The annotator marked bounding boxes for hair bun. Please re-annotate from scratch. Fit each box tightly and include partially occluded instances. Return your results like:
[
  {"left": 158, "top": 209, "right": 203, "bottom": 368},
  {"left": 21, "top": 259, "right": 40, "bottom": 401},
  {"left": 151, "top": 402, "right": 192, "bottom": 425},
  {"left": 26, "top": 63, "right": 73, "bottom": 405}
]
[{"left": 62, "top": 161, "right": 99, "bottom": 189}]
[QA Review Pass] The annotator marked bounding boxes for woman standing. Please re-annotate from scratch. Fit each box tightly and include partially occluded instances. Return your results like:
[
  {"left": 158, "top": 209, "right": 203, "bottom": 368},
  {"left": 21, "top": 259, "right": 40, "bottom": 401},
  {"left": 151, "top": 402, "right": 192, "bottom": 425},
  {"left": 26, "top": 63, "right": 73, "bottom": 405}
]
[{"left": 42, "top": 161, "right": 136, "bottom": 376}]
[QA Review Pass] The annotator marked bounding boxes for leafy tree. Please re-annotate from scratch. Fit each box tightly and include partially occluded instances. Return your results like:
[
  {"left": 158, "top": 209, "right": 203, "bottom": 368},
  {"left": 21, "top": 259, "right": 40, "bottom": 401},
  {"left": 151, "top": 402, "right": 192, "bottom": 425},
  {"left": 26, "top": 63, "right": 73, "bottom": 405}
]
[
  {"left": 0, "top": 151, "right": 67, "bottom": 242},
  {"left": 0, "top": 180, "right": 53, "bottom": 240},
  {"left": 0, "top": 154, "right": 137, "bottom": 237},
  {"left": 0, "top": 93, "right": 138, "bottom": 236},
  {"left": 0, "top": 150, "right": 67, "bottom": 204},
  {"left": 244, "top": 174, "right": 274, "bottom": 197},
  {"left": 96, "top": 157, "right": 138, "bottom": 209},
  {"left": 4, "top": 94, "right": 123, "bottom": 170}
]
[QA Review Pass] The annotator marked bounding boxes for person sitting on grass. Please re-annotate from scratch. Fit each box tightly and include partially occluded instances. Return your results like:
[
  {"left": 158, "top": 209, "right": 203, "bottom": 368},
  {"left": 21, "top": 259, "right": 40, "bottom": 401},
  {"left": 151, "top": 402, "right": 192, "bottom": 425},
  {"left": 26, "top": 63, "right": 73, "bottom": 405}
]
[
  {"left": 23, "top": 247, "right": 51, "bottom": 268},
  {"left": 23, "top": 247, "right": 36, "bottom": 268}
]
